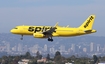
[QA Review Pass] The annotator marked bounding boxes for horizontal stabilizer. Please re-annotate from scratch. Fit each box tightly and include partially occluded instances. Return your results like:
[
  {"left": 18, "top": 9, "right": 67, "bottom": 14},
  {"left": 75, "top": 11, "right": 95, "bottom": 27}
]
[
  {"left": 84, "top": 30, "right": 92, "bottom": 33},
  {"left": 84, "top": 29, "right": 96, "bottom": 33}
]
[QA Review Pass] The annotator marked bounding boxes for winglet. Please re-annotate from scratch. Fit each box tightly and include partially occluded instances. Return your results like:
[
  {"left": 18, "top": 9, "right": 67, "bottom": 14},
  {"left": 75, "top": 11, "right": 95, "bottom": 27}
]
[
  {"left": 54, "top": 22, "right": 59, "bottom": 27},
  {"left": 66, "top": 25, "right": 69, "bottom": 27}
]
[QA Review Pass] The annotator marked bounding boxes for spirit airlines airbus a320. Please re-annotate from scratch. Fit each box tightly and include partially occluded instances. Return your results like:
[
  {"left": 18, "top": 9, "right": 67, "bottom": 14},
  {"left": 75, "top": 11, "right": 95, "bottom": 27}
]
[{"left": 10, "top": 15, "right": 96, "bottom": 42}]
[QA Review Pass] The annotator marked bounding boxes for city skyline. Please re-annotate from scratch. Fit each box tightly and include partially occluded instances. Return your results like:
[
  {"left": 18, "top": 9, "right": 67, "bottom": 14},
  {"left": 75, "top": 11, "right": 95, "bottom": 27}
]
[
  {"left": 0, "top": 41, "right": 105, "bottom": 57},
  {"left": 0, "top": 33, "right": 105, "bottom": 57}
]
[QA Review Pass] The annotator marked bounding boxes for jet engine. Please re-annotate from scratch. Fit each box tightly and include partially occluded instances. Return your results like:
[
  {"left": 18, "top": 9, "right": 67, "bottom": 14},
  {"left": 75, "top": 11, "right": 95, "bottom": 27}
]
[{"left": 33, "top": 32, "right": 44, "bottom": 38}]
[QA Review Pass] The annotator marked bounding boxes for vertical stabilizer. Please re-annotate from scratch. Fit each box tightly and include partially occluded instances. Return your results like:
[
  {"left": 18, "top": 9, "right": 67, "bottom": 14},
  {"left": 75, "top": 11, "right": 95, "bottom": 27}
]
[{"left": 79, "top": 15, "right": 95, "bottom": 29}]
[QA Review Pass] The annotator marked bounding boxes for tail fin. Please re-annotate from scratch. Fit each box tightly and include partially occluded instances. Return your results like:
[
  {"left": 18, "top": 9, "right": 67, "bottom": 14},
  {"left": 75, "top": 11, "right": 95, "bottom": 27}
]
[{"left": 79, "top": 15, "right": 95, "bottom": 29}]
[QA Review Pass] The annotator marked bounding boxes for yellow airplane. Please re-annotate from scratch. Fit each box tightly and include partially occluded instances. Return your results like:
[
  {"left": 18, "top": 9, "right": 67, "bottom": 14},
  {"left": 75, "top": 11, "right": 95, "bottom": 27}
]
[{"left": 10, "top": 15, "right": 96, "bottom": 42}]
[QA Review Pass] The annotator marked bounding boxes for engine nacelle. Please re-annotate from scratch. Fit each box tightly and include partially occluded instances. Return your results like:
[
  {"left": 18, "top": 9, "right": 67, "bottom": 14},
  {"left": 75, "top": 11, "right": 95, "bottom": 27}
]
[{"left": 33, "top": 32, "right": 44, "bottom": 38}]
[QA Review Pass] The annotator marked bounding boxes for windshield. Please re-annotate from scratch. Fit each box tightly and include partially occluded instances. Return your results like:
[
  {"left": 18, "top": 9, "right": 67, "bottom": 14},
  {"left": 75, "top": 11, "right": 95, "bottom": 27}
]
[{"left": 14, "top": 27, "right": 18, "bottom": 29}]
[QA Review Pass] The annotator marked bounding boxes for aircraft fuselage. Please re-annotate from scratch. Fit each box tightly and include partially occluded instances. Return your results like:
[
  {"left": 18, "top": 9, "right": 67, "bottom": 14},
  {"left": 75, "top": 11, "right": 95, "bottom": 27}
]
[{"left": 11, "top": 25, "right": 96, "bottom": 37}]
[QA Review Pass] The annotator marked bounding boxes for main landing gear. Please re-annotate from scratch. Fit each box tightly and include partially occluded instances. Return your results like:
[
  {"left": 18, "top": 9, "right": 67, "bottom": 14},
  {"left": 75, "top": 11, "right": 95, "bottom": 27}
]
[
  {"left": 20, "top": 35, "right": 23, "bottom": 40},
  {"left": 48, "top": 37, "right": 53, "bottom": 42}
]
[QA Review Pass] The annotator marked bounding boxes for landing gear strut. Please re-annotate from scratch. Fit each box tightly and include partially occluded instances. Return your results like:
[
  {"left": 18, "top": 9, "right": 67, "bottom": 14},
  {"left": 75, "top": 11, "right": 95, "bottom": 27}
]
[{"left": 20, "top": 35, "right": 23, "bottom": 40}]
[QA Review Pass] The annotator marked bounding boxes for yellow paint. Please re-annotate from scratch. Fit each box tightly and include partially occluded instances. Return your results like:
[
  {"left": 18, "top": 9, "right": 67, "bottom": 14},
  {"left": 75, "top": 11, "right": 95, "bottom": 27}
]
[{"left": 10, "top": 15, "right": 96, "bottom": 38}]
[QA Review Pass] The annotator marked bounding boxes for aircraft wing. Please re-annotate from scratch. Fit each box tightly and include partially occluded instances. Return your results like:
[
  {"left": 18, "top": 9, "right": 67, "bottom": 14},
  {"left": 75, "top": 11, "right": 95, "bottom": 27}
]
[{"left": 42, "top": 27, "right": 57, "bottom": 35}]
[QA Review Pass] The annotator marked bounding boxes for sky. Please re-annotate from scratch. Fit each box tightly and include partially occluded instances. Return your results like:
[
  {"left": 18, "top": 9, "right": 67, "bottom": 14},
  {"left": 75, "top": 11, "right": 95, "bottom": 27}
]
[{"left": 0, "top": 0, "right": 105, "bottom": 36}]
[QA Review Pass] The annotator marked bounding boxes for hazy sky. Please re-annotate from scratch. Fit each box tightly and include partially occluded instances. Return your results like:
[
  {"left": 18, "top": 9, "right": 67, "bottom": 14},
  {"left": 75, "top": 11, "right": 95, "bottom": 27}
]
[{"left": 0, "top": 0, "right": 105, "bottom": 36}]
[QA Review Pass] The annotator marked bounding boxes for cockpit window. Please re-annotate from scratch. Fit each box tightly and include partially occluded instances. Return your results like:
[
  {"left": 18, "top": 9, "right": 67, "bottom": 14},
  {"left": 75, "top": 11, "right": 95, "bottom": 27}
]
[{"left": 14, "top": 28, "right": 18, "bottom": 29}]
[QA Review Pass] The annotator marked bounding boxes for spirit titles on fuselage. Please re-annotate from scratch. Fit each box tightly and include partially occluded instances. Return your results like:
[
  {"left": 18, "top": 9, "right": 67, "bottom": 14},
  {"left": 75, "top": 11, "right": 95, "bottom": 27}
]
[{"left": 28, "top": 26, "right": 57, "bottom": 33}]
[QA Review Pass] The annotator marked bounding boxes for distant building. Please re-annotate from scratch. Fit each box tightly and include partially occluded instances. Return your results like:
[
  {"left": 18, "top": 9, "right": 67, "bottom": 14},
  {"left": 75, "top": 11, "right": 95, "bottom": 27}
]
[
  {"left": 18, "top": 43, "right": 22, "bottom": 52},
  {"left": 31, "top": 44, "right": 39, "bottom": 53},
  {"left": 65, "top": 62, "right": 72, "bottom": 64},
  {"left": 6, "top": 43, "right": 10, "bottom": 52},
  {"left": 37, "top": 58, "right": 47, "bottom": 63},
  {"left": 44, "top": 44, "right": 47, "bottom": 52},
  {"left": 83, "top": 48, "right": 87, "bottom": 53},
  {"left": 59, "top": 45, "right": 65, "bottom": 52},
  {"left": 18, "top": 62, "right": 28, "bottom": 64},
  {"left": 97, "top": 44, "right": 100, "bottom": 52},
  {"left": 90, "top": 42, "right": 94, "bottom": 52},
  {"left": 49, "top": 47, "right": 55, "bottom": 54},
  {"left": 18, "top": 59, "right": 30, "bottom": 64},
  {"left": 71, "top": 44, "right": 75, "bottom": 52},
  {"left": 0, "top": 46, "right": 5, "bottom": 52}
]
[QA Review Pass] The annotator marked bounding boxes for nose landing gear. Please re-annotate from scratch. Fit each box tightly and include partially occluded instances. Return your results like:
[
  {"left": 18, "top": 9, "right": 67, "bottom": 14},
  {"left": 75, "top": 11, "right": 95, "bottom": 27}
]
[{"left": 20, "top": 35, "right": 23, "bottom": 40}]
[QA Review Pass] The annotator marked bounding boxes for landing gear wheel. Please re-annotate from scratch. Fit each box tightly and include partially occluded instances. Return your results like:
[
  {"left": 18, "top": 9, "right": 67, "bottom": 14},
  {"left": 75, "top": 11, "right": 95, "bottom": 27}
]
[
  {"left": 48, "top": 38, "right": 50, "bottom": 41},
  {"left": 20, "top": 38, "right": 23, "bottom": 40},
  {"left": 51, "top": 39, "right": 53, "bottom": 42},
  {"left": 48, "top": 38, "right": 53, "bottom": 42}
]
